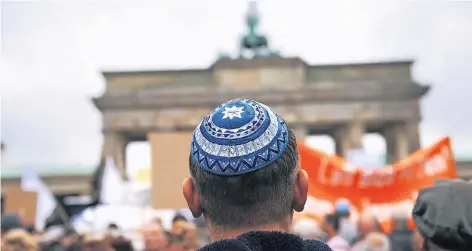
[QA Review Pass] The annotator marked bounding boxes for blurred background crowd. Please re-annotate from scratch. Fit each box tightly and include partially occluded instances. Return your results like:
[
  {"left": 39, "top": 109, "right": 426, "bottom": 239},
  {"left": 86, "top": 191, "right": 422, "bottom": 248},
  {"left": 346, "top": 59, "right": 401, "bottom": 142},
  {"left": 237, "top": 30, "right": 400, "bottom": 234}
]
[
  {"left": 1, "top": 212, "right": 207, "bottom": 251},
  {"left": 3, "top": 184, "right": 472, "bottom": 251},
  {"left": 0, "top": 203, "right": 423, "bottom": 251}
]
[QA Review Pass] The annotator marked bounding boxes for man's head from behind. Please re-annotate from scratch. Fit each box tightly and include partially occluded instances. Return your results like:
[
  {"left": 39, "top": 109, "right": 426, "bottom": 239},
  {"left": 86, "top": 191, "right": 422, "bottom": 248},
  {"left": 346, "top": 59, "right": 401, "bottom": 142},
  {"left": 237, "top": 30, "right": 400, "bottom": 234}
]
[{"left": 183, "top": 99, "right": 308, "bottom": 235}]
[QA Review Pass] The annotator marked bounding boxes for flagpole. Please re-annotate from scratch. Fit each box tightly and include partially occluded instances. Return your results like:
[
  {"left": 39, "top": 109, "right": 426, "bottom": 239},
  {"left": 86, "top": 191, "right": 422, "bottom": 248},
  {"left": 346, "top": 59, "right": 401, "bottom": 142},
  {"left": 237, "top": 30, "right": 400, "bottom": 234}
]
[
  {"left": 21, "top": 167, "right": 78, "bottom": 232},
  {"left": 54, "top": 198, "right": 76, "bottom": 233},
  {"left": 41, "top": 177, "right": 77, "bottom": 233}
]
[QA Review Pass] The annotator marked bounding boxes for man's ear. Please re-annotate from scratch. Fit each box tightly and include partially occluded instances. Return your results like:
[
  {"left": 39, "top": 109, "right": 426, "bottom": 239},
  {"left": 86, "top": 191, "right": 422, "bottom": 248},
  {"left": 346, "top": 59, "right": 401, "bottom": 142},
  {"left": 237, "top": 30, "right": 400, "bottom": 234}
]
[
  {"left": 182, "top": 177, "right": 203, "bottom": 218},
  {"left": 292, "top": 169, "right": 309, "bottom": 212}
]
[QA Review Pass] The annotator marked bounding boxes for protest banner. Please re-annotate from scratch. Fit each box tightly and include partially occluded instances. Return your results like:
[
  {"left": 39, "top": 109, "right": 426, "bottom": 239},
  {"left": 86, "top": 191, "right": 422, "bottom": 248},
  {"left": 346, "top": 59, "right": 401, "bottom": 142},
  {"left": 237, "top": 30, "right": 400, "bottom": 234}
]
[{"left": 297, "top": 137, "right": 456, "bottom": 231}]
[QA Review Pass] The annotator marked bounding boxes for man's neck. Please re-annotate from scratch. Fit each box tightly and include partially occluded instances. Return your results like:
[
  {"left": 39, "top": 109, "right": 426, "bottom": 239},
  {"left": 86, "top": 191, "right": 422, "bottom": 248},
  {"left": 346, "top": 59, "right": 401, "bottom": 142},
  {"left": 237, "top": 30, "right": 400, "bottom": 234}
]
[{"left": 209, "top": 223, "right": 291, "bottom": 241}]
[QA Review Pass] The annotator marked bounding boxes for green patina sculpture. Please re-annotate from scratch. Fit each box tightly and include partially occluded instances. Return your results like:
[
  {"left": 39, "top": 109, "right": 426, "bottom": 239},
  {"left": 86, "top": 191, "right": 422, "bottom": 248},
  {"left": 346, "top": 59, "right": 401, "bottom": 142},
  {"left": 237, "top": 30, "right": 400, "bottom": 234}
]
[
  {"left": 239, "top": 1, "right": 279, "bottom": 58},
  {"left": 217, "top": 1, "right": 280, "bottom": 60}
]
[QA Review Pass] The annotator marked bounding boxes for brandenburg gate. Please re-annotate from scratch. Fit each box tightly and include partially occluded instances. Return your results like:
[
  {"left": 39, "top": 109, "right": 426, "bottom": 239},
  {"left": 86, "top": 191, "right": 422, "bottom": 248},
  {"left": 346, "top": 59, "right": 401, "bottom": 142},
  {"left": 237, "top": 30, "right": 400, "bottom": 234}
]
[
  {"left": 92, "top": 3, "right": 429, "bottom": 207},
  {"left": 94, "top": 57, "right": 429, "bottom": 165}
]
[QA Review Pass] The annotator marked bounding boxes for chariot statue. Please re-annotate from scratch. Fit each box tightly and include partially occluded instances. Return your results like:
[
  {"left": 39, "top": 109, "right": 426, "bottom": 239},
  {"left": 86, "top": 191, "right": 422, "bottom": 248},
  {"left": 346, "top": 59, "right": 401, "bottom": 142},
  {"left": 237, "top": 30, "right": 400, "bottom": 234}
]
[{"left": 239, "top": 1, "right": 280, "bottom": 58}]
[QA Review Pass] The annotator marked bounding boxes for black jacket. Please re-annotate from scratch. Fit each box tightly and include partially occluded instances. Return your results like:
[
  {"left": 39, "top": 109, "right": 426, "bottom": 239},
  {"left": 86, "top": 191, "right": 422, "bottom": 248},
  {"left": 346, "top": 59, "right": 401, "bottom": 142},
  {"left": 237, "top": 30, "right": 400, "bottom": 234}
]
[{"left": 198, "top": 231, "right": 332, "bottom": 251}]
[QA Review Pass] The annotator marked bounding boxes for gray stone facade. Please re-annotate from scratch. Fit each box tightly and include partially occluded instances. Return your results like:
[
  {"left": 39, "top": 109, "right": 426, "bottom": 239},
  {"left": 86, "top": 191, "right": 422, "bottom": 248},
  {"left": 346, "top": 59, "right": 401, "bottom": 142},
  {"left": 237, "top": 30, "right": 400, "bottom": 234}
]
[{"left": 93, "top": 57, "right": 430, "bottom": 176}]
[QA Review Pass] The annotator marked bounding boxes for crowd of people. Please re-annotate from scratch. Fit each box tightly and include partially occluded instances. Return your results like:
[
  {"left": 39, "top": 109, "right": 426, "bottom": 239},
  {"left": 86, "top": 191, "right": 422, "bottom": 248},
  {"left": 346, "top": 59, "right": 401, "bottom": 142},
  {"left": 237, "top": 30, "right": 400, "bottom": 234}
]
[
  {"left": 2, "top": 99, "right": 472, "bottom": 251},
  {"left": 293, "top": 205, "right": 416, "bottom": 251},
  {"left": 0, "top": 212, "right": 212, "bottom": 251},
  {"left": 2, "top": 188, "right": 472, "bottom": 251}
]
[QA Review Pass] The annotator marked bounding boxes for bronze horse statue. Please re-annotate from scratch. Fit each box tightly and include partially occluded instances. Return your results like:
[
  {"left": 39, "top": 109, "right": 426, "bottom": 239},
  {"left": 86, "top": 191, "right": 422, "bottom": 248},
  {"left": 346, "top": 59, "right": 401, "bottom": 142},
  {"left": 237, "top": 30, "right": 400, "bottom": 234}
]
[{"left": 239, "top": 1, "right": 271, "bottom": 57}]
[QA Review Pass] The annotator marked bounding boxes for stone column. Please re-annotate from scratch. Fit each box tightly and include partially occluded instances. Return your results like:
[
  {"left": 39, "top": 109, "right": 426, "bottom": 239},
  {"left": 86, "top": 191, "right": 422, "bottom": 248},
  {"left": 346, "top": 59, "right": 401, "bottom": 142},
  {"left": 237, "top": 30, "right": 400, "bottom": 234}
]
[
  {"left": 102, "top": 132, "right": 128, "bottom": 179},
  {"left": 383, "top": 122, "right": 409, "bottom": 164},
  {"left": 405, "top": 121, "right": 421, "bottom": 153},
  {"left": 333, "top": 122, "right": 365, "bottom": 158},
  {"left": 292, "top": 125, "right": 308, "bottom": 142}
]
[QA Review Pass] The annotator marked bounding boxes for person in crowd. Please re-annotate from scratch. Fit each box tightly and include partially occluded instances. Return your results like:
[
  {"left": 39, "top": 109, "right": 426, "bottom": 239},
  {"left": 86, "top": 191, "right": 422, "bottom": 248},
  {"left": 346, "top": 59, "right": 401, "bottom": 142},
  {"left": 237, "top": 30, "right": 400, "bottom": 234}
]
[
  {"left": 388, "top": 209, "right": 413, "bottom": 251},
  {"left": 357, "top": 232, "right": 390, "bottom": 251},
  {"left": 107, "top": 223, "right": 121, "bottom": 237},
  {"left": 111, "top": 236, "right": 135, "bottom": 251},
  {"left": 152, "top": 218, "right": 164, "bottom": 228},
  {"left": 39, "top": 225, "right": 66, "bottom": 251},
  {"left": 167, "top": 214, "right": 188, "bottom": 244},
  {"left": 412, "top": 179, "right": 472, "bottom": 251},
  {"left": 182, "top": 99, "right": 332, "bottom": 250},
  {"left": 172, "top": 214, "right": 188, "bottom": 225},
  {"left": 193, "top": 216, "right": 211, "bottom": 247},
  {"left": 1, "top": 213, "right": 23, "bottom": 236},
  {"left": 167, "top": 221, "right": 199, "bottom": 251},
  {"left": 411, "top": 231, "right": 424, "bottom": 251},
  {"left": 292, "top": 218, "right": 328, "bottom": 241},
  {"left": 351, "top": 213, "right": 383, "bottom": 249},
  {"left": 82, "top": 234, "right": 113, "bottom": 251},
  {"left": 25, "top": 225, "right": 45, "bottom": 243},
  {"left": 335, "top": 199, "right": 358, "bottom": 244},
  {"left": 1, "top": 229, "right": 38, "bottom": 251},
  {"left": 181, "top": 222, "right": 199, "bottom": 251},
  {"left": 322, "top": 214, "right": 350, "bottom": 251},
  {"left": 107, "top": 223, "right": 134, "bottom": 251},
  {"left": 24, "top": 225, "right": 35, "bottom": 234},
  {"left": 61, "top": 231, "right": 81, "bottom": 251},
  {"left": 48, "top": 228, "right": 81, "bottom": 251},
  {"left": 142, "top": 218, "right": 169, "bottom": 251}
]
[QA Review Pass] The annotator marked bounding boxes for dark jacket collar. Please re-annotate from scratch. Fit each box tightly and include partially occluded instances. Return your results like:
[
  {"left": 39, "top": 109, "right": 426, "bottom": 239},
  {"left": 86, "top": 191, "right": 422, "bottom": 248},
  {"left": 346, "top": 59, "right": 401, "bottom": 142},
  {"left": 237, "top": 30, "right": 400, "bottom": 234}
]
[{"left": 198, "top": 231, "right": 332, "bottom": 251}]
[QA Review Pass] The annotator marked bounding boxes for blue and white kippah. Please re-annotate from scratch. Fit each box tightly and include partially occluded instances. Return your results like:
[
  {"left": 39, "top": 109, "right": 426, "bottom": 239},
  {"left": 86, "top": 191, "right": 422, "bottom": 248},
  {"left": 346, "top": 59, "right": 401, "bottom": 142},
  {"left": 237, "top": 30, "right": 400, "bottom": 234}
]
[{"left": 191, "top": 99, "right": 289, "bottom": 176}]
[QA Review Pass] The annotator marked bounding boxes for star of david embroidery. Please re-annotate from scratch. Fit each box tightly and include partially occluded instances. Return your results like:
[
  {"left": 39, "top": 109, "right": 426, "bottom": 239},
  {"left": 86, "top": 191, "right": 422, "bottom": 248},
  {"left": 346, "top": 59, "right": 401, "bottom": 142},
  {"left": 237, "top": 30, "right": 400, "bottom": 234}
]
[{"left": 221, "top": 106, "right": 244, "bottom": 120}]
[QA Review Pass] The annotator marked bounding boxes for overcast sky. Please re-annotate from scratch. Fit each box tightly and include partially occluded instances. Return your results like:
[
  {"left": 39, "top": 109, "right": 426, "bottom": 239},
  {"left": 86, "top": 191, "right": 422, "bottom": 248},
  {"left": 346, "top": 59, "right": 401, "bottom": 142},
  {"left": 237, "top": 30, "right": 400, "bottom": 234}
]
[{"left": 2, "top": 0, "right": 472, "bottom": 171}]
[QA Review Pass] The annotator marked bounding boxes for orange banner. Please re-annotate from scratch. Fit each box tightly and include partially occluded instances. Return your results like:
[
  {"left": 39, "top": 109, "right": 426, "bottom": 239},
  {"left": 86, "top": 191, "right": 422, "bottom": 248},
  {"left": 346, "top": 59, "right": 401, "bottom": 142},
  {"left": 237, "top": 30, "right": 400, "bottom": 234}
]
[{"left": 298, "top": 137, "right": 456, "bottom": 229}]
